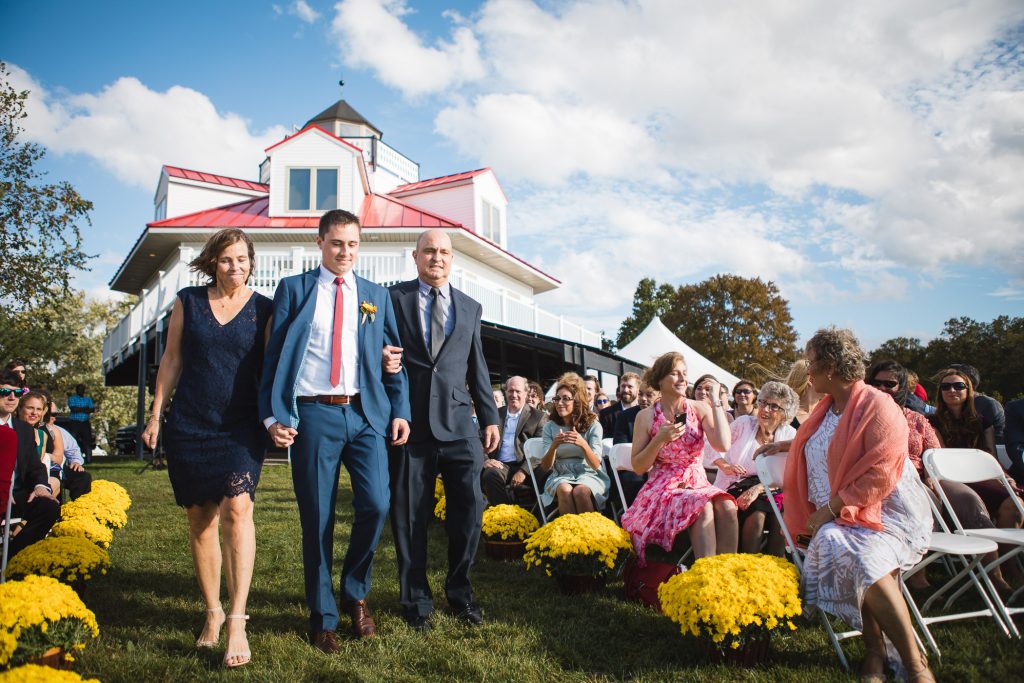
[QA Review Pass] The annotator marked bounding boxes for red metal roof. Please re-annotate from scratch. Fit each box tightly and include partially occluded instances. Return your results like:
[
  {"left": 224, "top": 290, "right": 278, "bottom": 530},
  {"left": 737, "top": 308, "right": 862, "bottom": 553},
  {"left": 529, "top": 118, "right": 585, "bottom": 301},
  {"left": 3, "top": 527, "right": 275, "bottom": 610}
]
[
  {"left": 164, "top": 165, "right": 268, "bottom": 193},
  {"left": 360, "top": 193, "right": 462, "bottom": 228},
  {"left": 264, "top": 124, "right": 364, "bottom": 155},
  {"left": 389, "top": 168, "right": 491, "bottom": 195}
]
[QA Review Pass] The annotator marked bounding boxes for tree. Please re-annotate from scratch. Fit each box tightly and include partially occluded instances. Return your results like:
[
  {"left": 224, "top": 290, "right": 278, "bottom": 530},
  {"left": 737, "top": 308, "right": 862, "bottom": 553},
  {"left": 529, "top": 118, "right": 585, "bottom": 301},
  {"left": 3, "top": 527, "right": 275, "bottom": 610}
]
[
  {"left": 868, "top": 336, "right": 927, "bottom": 369},
  {"left": 616, "top": 277, "right": 677, "bottom": 348},
  {"left": 0, "top": 292, "right": 137, "bottom": 449},
  {"left": 1, "top": 61, "right": 93, "bottom": 310}
]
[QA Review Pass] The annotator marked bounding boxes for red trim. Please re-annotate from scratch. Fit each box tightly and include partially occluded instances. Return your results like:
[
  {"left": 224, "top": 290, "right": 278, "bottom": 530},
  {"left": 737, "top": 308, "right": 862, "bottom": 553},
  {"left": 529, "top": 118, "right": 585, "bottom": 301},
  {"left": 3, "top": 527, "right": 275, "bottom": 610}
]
[
  {"left": 264, "top": 124, "right": 365, "bottom": 155},
  {"left": 163, "top": 165, "right": 268, "bottom": 193}
]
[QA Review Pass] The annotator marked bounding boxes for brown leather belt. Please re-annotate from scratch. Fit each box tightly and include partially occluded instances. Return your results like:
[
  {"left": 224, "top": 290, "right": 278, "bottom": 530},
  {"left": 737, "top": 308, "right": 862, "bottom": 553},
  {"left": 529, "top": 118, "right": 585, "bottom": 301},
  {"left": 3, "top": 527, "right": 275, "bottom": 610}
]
[{"left": 297, "top": 394, "right": 360, "bottom": 406}]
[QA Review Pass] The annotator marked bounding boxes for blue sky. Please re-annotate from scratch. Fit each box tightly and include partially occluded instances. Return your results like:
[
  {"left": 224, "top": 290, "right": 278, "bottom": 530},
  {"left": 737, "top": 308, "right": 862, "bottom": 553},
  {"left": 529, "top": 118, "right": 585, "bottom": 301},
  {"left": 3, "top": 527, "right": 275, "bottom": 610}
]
[{"left": 4, "top": 0, "right": 1023, "bottom": 353}]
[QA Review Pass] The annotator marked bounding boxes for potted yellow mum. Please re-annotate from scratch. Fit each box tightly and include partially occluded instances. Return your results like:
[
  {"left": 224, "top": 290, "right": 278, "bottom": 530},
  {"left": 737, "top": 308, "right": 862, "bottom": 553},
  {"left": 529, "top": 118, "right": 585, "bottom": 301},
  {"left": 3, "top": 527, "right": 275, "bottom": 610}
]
[
  {"left": 523, "top": 512, "right": 632, "bottom": 594},
  {"left": 658, "top": 553, "right": 801, "bottom": 665},
  {"left": 0, "top": 665, "right": 100, "bottom": 682},
  {"left": 481, "top": 504, "right": 539, "bottom": 561},
  {"left": 0, "top": 576, "right": 99, "bottom": 670},
  {"left": 4, "top": 537, "right": 110, "bottom": 595}
]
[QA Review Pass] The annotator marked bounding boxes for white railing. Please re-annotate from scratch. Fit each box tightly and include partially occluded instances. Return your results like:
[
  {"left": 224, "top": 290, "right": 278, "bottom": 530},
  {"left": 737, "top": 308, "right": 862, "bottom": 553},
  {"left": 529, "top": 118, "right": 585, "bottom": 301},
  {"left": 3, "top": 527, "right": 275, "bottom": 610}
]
[
  {"left": 341, "top": 136, "right": 419, "bottom": 185},
  {"left": 102, "top": 248, "right": 602, "bottom": 371}
]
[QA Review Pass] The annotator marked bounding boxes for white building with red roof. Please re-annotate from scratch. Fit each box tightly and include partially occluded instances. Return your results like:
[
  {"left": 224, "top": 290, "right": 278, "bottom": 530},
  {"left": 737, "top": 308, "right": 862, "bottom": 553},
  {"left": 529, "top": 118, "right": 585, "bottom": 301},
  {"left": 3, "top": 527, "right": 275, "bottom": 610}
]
[{"left": 102, "top": 100, "right": 641, "bottom": 401}]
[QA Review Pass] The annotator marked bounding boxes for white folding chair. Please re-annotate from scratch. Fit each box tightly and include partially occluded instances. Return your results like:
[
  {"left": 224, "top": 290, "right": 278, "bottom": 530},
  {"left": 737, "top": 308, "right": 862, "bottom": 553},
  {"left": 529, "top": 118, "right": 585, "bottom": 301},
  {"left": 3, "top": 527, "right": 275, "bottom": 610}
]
[
  {"left": 522, "top": 437, "right": 549, "bottom": 524},
  {"left": 601, "top": 438, "right": 613, "bottom": 458},
  {"left": 604, "top": 443, "right": 633, "bottom": 522},
  {"left": 996, "top": 444, "right": 1011, "bottom": 471},
  {"left": 924, "top": 447, "right": 1024, "bottom": 636}
]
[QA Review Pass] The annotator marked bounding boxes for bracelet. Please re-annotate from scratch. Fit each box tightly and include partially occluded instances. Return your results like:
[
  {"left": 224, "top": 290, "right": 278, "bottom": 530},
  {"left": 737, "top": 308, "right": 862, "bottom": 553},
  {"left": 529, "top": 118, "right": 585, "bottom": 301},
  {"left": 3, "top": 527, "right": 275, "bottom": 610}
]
[
  {"left": 147, "top": 415, "right": 161, "bottom": 423},
  {"left": 711, "top": 401, "right": 723, "bottom": 408},
  {"left": 826, "top": 500, "right": 838, "bottom": 518}
]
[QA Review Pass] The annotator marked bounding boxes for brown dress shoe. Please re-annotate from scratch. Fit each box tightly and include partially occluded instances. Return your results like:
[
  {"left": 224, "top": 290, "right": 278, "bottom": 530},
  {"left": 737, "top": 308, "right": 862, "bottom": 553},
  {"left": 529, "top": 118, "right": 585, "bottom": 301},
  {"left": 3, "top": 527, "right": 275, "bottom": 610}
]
[
  {"left": 313, "top": 629, "right": 341, "bottom": 654},
  {"left": 341, "top": 599, "right": 377, "bottom": 638}
]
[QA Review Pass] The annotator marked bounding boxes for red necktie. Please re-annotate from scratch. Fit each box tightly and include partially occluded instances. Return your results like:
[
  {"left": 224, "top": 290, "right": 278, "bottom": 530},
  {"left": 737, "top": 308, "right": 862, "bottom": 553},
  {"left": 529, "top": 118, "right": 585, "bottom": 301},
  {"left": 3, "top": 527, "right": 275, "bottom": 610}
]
[{"left": 330, "top": 277, "right": 344, "bottom": 387}]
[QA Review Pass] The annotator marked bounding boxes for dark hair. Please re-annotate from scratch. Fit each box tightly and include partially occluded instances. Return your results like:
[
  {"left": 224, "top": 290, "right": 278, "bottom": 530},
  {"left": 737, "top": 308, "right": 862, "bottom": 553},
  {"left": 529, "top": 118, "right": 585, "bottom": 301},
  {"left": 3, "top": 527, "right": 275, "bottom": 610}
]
[
  {"left": 644, "top": 352, "right": 686, "bottom": 390},
  {"left": 318, "top": 209, "right": 361, "bottom": 238},
  {"left": 188, "top": 228, "right": 256, "bottom": 285},
  {"left": 692, "top": 374, "right": 718, "bottom": 392},
  {"left": 732, "top": 379, "right": 757, "bottom": 396},
  {"left": 548, "top": 372, "right": 597, "bottom": 431},
  {"left": 866, "top": 359, "right": 909, "bottom": 408},
  {"left": 947, "top": 363, "right": 981, "bottom": 391},
  {"left": 931, "top": 369, "right": 985, "bottom": 448},
  {"left": 0, "top": 371, "right": 23, "bottom": 387},
  {"left": 4, "top": 360, "right": 26, "bottom": 371},
  {"left": 75, "top": 384, "right": 86, "bottom": 394}
]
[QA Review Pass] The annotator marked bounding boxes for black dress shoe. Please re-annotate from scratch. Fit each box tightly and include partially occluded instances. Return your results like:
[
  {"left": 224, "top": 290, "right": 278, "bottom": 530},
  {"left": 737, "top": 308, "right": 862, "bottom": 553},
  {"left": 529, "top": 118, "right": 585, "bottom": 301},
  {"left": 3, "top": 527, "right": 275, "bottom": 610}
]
[
  {"left": 452, "top": 602, "right": 483, "bottom": 626},
  {"left": 404, "top": 613, "right": 432, "bottom": 632}
]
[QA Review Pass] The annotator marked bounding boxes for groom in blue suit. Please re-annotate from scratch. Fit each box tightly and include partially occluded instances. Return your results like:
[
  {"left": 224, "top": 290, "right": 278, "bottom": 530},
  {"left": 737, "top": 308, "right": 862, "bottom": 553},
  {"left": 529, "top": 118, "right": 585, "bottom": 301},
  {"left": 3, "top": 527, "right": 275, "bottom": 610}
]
[{"left": 260, "top": 209, "right": 410, "bottom": 653}]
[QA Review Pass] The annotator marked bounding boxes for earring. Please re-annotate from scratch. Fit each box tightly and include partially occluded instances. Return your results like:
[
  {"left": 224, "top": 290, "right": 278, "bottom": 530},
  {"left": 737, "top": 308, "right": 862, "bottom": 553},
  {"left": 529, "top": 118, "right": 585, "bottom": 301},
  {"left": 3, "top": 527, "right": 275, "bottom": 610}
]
[{"left": 827, "top": 374, "right": 832, "bottom": 381}]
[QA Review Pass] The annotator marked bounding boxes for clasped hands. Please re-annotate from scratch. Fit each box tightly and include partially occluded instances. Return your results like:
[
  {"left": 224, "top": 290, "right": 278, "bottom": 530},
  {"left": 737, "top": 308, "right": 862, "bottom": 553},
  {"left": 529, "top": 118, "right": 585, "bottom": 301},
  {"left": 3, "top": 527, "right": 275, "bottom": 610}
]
[{"left": 268, "top": 418, "right": 412, "bottom": 448}]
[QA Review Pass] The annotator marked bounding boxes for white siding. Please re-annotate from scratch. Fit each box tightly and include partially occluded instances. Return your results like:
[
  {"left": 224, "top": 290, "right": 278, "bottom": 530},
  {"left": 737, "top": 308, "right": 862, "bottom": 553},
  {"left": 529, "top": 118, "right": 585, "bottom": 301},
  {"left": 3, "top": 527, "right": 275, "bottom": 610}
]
[
  {"left": 267, "top": 130, "right": 364, "bottom": 217},
  {"left": 473, "top": 173, "right": 508, "bottom": 248},
  {"left": 166, "top": 182, "right": 261, "bottom": 220},
  {"left": 398, "top": 185, "right": 476, "bottom": 229}
]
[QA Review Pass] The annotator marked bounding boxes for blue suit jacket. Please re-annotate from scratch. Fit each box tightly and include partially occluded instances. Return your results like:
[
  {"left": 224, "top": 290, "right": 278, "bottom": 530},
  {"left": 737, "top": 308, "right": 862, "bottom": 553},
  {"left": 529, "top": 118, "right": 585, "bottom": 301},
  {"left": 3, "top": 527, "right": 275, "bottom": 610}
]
[{"left": 259, "top": 269, "right": 411, "bottom": 436}]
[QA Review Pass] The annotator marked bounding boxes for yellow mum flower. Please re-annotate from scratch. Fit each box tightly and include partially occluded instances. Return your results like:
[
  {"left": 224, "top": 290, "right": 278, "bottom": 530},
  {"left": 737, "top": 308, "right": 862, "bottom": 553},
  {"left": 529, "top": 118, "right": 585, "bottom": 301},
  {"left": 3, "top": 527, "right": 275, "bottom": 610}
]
[
  {"left": 522, "top": 512, "right": 632, "bottom": 578},
  {"left": 482, "top": 505, "right": 539, "bottom": 541}
]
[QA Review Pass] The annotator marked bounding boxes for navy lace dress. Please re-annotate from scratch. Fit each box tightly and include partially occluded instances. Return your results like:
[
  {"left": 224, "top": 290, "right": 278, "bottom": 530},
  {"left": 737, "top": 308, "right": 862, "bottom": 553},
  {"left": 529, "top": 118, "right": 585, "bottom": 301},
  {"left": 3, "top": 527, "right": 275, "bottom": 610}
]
[{"left": 163, "top": 286, "right": 273, "bottom": 507}]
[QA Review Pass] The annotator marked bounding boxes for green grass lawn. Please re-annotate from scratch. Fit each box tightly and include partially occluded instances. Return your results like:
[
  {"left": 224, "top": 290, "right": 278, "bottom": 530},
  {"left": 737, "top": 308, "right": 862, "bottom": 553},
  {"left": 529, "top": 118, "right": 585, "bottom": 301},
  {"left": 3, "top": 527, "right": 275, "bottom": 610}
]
[{"left": 67, "top": 460, "right": 1022, "bottom": 682}]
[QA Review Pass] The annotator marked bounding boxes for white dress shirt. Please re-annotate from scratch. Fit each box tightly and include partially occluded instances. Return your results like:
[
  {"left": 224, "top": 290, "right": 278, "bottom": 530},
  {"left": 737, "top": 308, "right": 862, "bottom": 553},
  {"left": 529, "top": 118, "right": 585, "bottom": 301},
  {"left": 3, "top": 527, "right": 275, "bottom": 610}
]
[
  {"left": 498, "top": 409, "right": 522, "bottom": 463},
  {"left": 295, "top": 265, "right": 361, "bottom": 398}
]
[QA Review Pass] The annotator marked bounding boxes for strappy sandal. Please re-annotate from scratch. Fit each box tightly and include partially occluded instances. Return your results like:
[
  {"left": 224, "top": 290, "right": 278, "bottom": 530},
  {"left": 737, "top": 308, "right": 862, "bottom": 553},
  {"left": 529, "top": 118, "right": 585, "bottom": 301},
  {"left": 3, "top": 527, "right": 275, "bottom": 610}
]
[
  {"left": 223, "top": 614, "right": 251, "bottom": 668},
  {"left": 859, "top": 648, "right": 886, "bottom": 683},
  {"left": 196, "top": 606, "right": 224, "bottom": 648}
]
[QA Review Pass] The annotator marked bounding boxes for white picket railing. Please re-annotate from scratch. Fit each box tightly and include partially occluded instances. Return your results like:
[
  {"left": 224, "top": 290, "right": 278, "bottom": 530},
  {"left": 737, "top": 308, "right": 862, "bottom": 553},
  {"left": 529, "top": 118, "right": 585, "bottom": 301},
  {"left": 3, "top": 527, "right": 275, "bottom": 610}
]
[{"left": 102, "top": 248, "right": 602, "bottom": 371}]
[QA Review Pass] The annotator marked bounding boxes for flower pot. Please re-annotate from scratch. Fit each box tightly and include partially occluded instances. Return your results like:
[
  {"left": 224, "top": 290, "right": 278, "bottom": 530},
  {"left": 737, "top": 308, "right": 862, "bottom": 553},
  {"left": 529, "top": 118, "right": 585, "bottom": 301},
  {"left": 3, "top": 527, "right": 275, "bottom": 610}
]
[
  {"left": 29, "top": 646, "right": 72, "bottom": 670},
  {"left": 701, "top": 633, "right": 771, "bottom": 666},
  {"left": 554, "top": 573, "right": 607, "bottom": 595},
  {"left": 484, "top": 539, "right": 526, "bottom": 561}
]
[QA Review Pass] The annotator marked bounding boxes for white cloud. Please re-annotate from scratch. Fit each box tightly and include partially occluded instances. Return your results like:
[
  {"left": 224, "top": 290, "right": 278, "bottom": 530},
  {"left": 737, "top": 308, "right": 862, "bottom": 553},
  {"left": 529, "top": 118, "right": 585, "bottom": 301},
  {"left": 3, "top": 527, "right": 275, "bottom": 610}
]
[
  {"left": 290, "top": 0, "right": 320, "bottom": 23},
  {"left": 331, "top": 0, "right": 485, "bottom": 98},
  {"left": 7, "top": 64, "right": 289, "bottom": 188}
]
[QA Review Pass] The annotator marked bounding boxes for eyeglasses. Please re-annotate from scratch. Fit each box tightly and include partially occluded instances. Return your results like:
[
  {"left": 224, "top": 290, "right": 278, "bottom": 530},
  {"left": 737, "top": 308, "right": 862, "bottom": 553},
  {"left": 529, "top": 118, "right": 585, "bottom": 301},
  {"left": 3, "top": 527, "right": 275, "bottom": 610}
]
[
  {"left": 595, "top": 399, "right": 610, "bottom": 406},
  {"left": 734, "top": 389, "right": 753, "bottom": 396},
  {"left": 868, "top": 379, "right": 899, "bottom": 389},
  {"left": 757, "top": 401, "right": 783, "bottom": 412},
  {"left": 553, "top": 396, "right": 574, "bottom": 403},
  {"left": 0, "top": 388, "right": 26, "bottom": 398},
  {"left": 940, "top": 381, "right": 968, "bottom": 392}
]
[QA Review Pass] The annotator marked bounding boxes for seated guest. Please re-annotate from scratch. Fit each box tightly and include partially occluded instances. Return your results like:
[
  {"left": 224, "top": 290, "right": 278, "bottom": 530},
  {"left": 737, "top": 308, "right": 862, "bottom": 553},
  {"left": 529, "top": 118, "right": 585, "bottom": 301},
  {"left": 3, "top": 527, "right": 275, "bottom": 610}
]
[
  {"left": 0, "top": 372, "right": 59, "bottom": 557},
  {"left": 539, "top": 373, "right": 609, "bottom": 516},
  {"left": 526, "top": 381, "right": 545, "bottom": 411},
  {"left": 18, "top": 391, "right": 63, "bottom": 497},
  {"left": 1006, "top": 398, "right": 1024, "bottom": 483},
  {"left": 583, "top": 375, "right": 600, "bottom": 413},
  {"left": 47, "top": 401, "right": 92, "bottom": 500},
  {"left": 929, "top": 368, "right": 1023, "bottom": 543},
  {"left": 599, "top": 372, "right": 640, "bottom": 435},
  {"left": 594, "top": 391, "right": 612, "bottom": 416},
  {"left": 731, "top": 380, "right": 758, "bottom": 418},
  {"left": 778, "top": 328, "right": 932, "bottom": 681},
  {"left": 713, "top": 381, "right": 797, "bottom": 554},
  {"left": 622, "top": 352, "right": 735, "bottom": 563},
  {"left": 492, "top": 387, "right": 505, "bottom": 409},
  {"left": 692, "top": 374, "right": 729, "bottom": 482},
  {"left": 785, "top": 359, "right": 822, "bottom": 428},
  {"left": 610, "top": 382, "right": 660, "bottom": 507},
  {"left": 948, "top": 364, "right": 1005, "bottom": 444},
  {"left": 481, "top": 376, "right": 548, "bottom": 506},
  {"left": 4, "top": 360, "right": 28, "bottom": 390}
]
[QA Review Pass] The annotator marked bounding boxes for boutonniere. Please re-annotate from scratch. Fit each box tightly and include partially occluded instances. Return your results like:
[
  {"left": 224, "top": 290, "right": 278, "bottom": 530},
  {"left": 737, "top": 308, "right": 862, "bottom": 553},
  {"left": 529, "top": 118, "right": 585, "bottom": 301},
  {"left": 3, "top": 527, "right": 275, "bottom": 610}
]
[{"left": 360, "top": 301, "right": 377, "bottom": 324}]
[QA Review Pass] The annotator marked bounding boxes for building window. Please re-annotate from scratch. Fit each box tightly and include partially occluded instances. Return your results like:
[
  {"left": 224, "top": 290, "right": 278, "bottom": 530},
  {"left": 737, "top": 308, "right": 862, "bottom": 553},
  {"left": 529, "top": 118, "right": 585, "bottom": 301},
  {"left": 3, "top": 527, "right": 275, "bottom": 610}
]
[
  {"left": 480, "top": 199, "right": 501, "bottom": 242},
  {"left": 288, "top": 167, "right": 339, "bottom": 211}
]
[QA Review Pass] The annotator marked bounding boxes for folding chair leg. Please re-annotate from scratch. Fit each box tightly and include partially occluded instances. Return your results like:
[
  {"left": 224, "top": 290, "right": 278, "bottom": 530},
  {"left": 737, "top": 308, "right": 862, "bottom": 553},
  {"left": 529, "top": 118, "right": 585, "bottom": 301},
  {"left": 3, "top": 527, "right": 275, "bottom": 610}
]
[
  {"left": 901, "top": 577, "right": 941, "bottom": 658},
  {"left": 818, "top": 609, "right": 852, "bottom": 672}
]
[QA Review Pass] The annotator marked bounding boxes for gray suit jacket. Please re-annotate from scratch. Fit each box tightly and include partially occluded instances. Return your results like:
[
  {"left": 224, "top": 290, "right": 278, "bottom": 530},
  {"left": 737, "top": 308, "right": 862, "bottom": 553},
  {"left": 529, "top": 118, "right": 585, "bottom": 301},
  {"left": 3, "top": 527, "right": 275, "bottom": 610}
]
[{"left": 490, "top": 404, "right": 547, "bottom": 474}]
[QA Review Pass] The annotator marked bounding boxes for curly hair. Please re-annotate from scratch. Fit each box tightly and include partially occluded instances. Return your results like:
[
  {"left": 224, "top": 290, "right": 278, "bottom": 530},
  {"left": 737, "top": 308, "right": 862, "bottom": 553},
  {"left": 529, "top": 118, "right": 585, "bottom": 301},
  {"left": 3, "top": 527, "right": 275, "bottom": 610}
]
[
  {"left": 804, "top": 327, "right": 866, "bottom": 382},
  {"left": 547, "top": 372, "right": 596, "bottom": 431},
  {"left": 188, "top": 228, "right": 256, "bottom": 285},
  {"left": 757, "top": 381, "right": 800, "bottom": 422},
  {"left": 931, "top": 369, "right": 985, "bottom": 449},
  {"left": 643, "top": 352, "right": 687, "bottom": 391}
]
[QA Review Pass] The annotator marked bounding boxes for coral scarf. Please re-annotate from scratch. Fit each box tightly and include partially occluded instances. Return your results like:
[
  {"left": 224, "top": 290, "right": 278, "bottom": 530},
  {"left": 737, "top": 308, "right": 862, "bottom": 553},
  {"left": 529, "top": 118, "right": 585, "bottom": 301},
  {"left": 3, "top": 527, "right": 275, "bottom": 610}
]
[{"left": 783, "top": 380, "right": 909, "bottom": 536}]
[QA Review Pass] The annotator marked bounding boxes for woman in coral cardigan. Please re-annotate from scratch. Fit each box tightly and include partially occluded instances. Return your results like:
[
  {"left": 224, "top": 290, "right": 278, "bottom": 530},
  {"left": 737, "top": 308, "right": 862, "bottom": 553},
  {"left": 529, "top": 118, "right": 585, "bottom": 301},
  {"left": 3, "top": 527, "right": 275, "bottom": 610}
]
[{"left": 765, "top": 328, "right": 933, "bottom": 682}]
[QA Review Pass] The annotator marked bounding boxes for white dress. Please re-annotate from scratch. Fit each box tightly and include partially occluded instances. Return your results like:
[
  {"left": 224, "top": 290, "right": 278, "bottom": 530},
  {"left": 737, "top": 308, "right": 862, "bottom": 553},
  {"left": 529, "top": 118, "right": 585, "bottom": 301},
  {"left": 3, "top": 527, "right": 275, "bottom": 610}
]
[{"left": 802, "top": 410, "right": 931, "bottom": 633}]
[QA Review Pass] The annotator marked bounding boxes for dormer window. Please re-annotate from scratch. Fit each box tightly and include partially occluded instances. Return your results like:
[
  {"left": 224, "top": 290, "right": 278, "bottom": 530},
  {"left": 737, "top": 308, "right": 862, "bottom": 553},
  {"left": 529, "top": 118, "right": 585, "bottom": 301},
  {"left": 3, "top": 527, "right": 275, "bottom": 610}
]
[
  {"left": 288, "top": 167, "right": 339, "bottom": 211},
  {"left": 155, "top": 197, "right": 167, "bottom": 221},
  {"left": 480, "top": 199, "right": 501, "bottom": 242}
]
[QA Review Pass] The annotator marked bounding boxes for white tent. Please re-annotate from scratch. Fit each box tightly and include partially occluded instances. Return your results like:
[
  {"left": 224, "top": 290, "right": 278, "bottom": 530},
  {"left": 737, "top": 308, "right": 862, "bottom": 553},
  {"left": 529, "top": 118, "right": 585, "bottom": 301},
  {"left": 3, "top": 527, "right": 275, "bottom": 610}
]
[{"left": 616, "top": 317, "right": 742, "bottom": 392}]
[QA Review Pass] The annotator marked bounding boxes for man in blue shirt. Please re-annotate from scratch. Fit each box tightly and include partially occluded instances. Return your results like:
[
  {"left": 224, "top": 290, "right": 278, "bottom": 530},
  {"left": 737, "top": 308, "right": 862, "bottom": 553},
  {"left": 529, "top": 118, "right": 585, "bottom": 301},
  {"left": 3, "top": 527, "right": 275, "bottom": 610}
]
[{"left": 66, "top": 384, "right": 96, "bottom": 456}]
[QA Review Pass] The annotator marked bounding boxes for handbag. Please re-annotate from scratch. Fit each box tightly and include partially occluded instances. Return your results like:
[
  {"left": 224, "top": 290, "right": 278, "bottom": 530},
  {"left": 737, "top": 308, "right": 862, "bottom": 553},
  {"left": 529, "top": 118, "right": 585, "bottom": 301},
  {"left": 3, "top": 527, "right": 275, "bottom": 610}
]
[{"left": 623, "top": 556, "right": 684, "bottom": 611}]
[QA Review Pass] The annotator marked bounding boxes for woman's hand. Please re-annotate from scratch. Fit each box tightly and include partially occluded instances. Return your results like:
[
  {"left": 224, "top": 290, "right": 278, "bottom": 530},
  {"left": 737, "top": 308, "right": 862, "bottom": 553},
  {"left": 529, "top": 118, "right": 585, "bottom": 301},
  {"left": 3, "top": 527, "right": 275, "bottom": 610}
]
[
  {"left": 806, "top": 504, "right": 836, "bottom": 537},
  {"left": 142, "top": 418, "right": 160, "bottom": 450},
  {"left": 753, "top": 440, "right": 791, "bottom": 458},
  {"left": 736, "top": 484, "right": 763, "bottom": 511},
  {"left": 655, "top": 419, "right": 687, "bottom": 446},
  {"left": 700, "top": 379, "right": 721, "bottom": 405},
  {"left": 718, "top": 462, "right": 747, "bottom": 478},
  {"left": 556, "top": 429, "right": 584, "bottom": 447}
]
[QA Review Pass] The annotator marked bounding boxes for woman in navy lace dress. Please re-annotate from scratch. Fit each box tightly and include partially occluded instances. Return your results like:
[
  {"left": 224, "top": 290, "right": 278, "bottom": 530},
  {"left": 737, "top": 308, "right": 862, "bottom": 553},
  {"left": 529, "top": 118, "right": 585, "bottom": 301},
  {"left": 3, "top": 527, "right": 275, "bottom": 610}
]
[{"left": 142, "top": 229, "right": 271, "bottom": 669}]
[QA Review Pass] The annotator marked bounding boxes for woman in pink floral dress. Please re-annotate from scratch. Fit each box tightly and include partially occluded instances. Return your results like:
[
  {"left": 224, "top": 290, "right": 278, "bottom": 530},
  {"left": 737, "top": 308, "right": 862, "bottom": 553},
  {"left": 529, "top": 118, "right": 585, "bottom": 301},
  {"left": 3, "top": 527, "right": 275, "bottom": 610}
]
[{"left": 622, "top": 351, "right": 736, "bottom": 563}]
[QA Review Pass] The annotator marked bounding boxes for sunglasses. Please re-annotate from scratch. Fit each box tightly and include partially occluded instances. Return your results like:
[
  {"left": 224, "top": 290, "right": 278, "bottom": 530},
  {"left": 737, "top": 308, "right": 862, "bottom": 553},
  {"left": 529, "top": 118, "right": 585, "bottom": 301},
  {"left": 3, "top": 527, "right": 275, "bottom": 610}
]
[
  {"left": 940, "top": 381, "right": 968, "bottom": 392},
  {"left": 757, "top": 401, "right": 783, "bottom": 412},
  {"left": 553, "top": 396, "right": 574, "bottom": 403},
  {"left": 596, "top": 399, "right": 610, "bottom": 406},
  {"left": 869, "top": 379, "right": 899, "bottom": 389},
  {"left": 0, "top": 388, "right": 26, "bottom": 398},
  {"left": 734, "top": 389, "right": 753, "bottom": 396}
]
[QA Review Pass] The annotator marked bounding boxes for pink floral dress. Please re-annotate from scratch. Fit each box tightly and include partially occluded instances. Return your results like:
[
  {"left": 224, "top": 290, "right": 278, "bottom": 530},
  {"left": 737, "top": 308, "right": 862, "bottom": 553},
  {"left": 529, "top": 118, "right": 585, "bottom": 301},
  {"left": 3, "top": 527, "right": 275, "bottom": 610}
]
[{"left": 621, "top": 401, "right": 733, "bottom": 563}]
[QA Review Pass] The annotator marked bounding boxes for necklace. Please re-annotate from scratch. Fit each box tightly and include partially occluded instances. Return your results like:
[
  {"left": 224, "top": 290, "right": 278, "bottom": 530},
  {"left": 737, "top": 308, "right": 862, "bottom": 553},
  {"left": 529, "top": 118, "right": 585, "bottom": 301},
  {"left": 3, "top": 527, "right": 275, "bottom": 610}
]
[{"left": 830, "top": 403, "right": 844, "bottom": 416}]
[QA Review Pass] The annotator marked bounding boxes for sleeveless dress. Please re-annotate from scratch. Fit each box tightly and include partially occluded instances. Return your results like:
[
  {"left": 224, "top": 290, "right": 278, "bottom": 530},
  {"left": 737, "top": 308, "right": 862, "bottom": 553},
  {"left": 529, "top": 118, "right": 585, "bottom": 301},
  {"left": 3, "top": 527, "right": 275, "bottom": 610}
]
[
  {"left": 621, "top": 401, "right": 733, "bottom": 563},
  {"left": 163, "top": 286, "right": 273, "bottom": 508},
  {"left": 801, "top": 410, "right": 931, "bottom": 635}
]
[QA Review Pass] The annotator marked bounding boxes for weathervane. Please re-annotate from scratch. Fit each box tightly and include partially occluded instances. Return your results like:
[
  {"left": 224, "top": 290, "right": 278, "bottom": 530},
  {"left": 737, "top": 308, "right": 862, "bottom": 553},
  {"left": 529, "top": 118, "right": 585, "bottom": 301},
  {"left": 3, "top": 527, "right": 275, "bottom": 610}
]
[{"left": 338, "top": 78, "right": 345, "bottom": 97}]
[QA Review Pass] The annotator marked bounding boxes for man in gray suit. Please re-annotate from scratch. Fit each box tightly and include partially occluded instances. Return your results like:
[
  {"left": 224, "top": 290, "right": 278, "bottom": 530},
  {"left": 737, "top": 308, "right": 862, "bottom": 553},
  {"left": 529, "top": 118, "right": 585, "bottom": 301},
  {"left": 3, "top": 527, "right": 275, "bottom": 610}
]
[
  {"left": 481, "top": 376, "right": 547, "bottom": 506},
  {"left": 386, "top": 230, "right": 500, "bottom": 631}
]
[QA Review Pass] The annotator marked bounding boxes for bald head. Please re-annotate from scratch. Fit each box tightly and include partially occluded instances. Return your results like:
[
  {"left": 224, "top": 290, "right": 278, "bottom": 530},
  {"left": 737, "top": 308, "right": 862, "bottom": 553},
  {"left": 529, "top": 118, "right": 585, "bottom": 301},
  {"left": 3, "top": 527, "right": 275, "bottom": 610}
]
[{"left": 413, "top": 229, "right": 454, "bottom": 287}]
